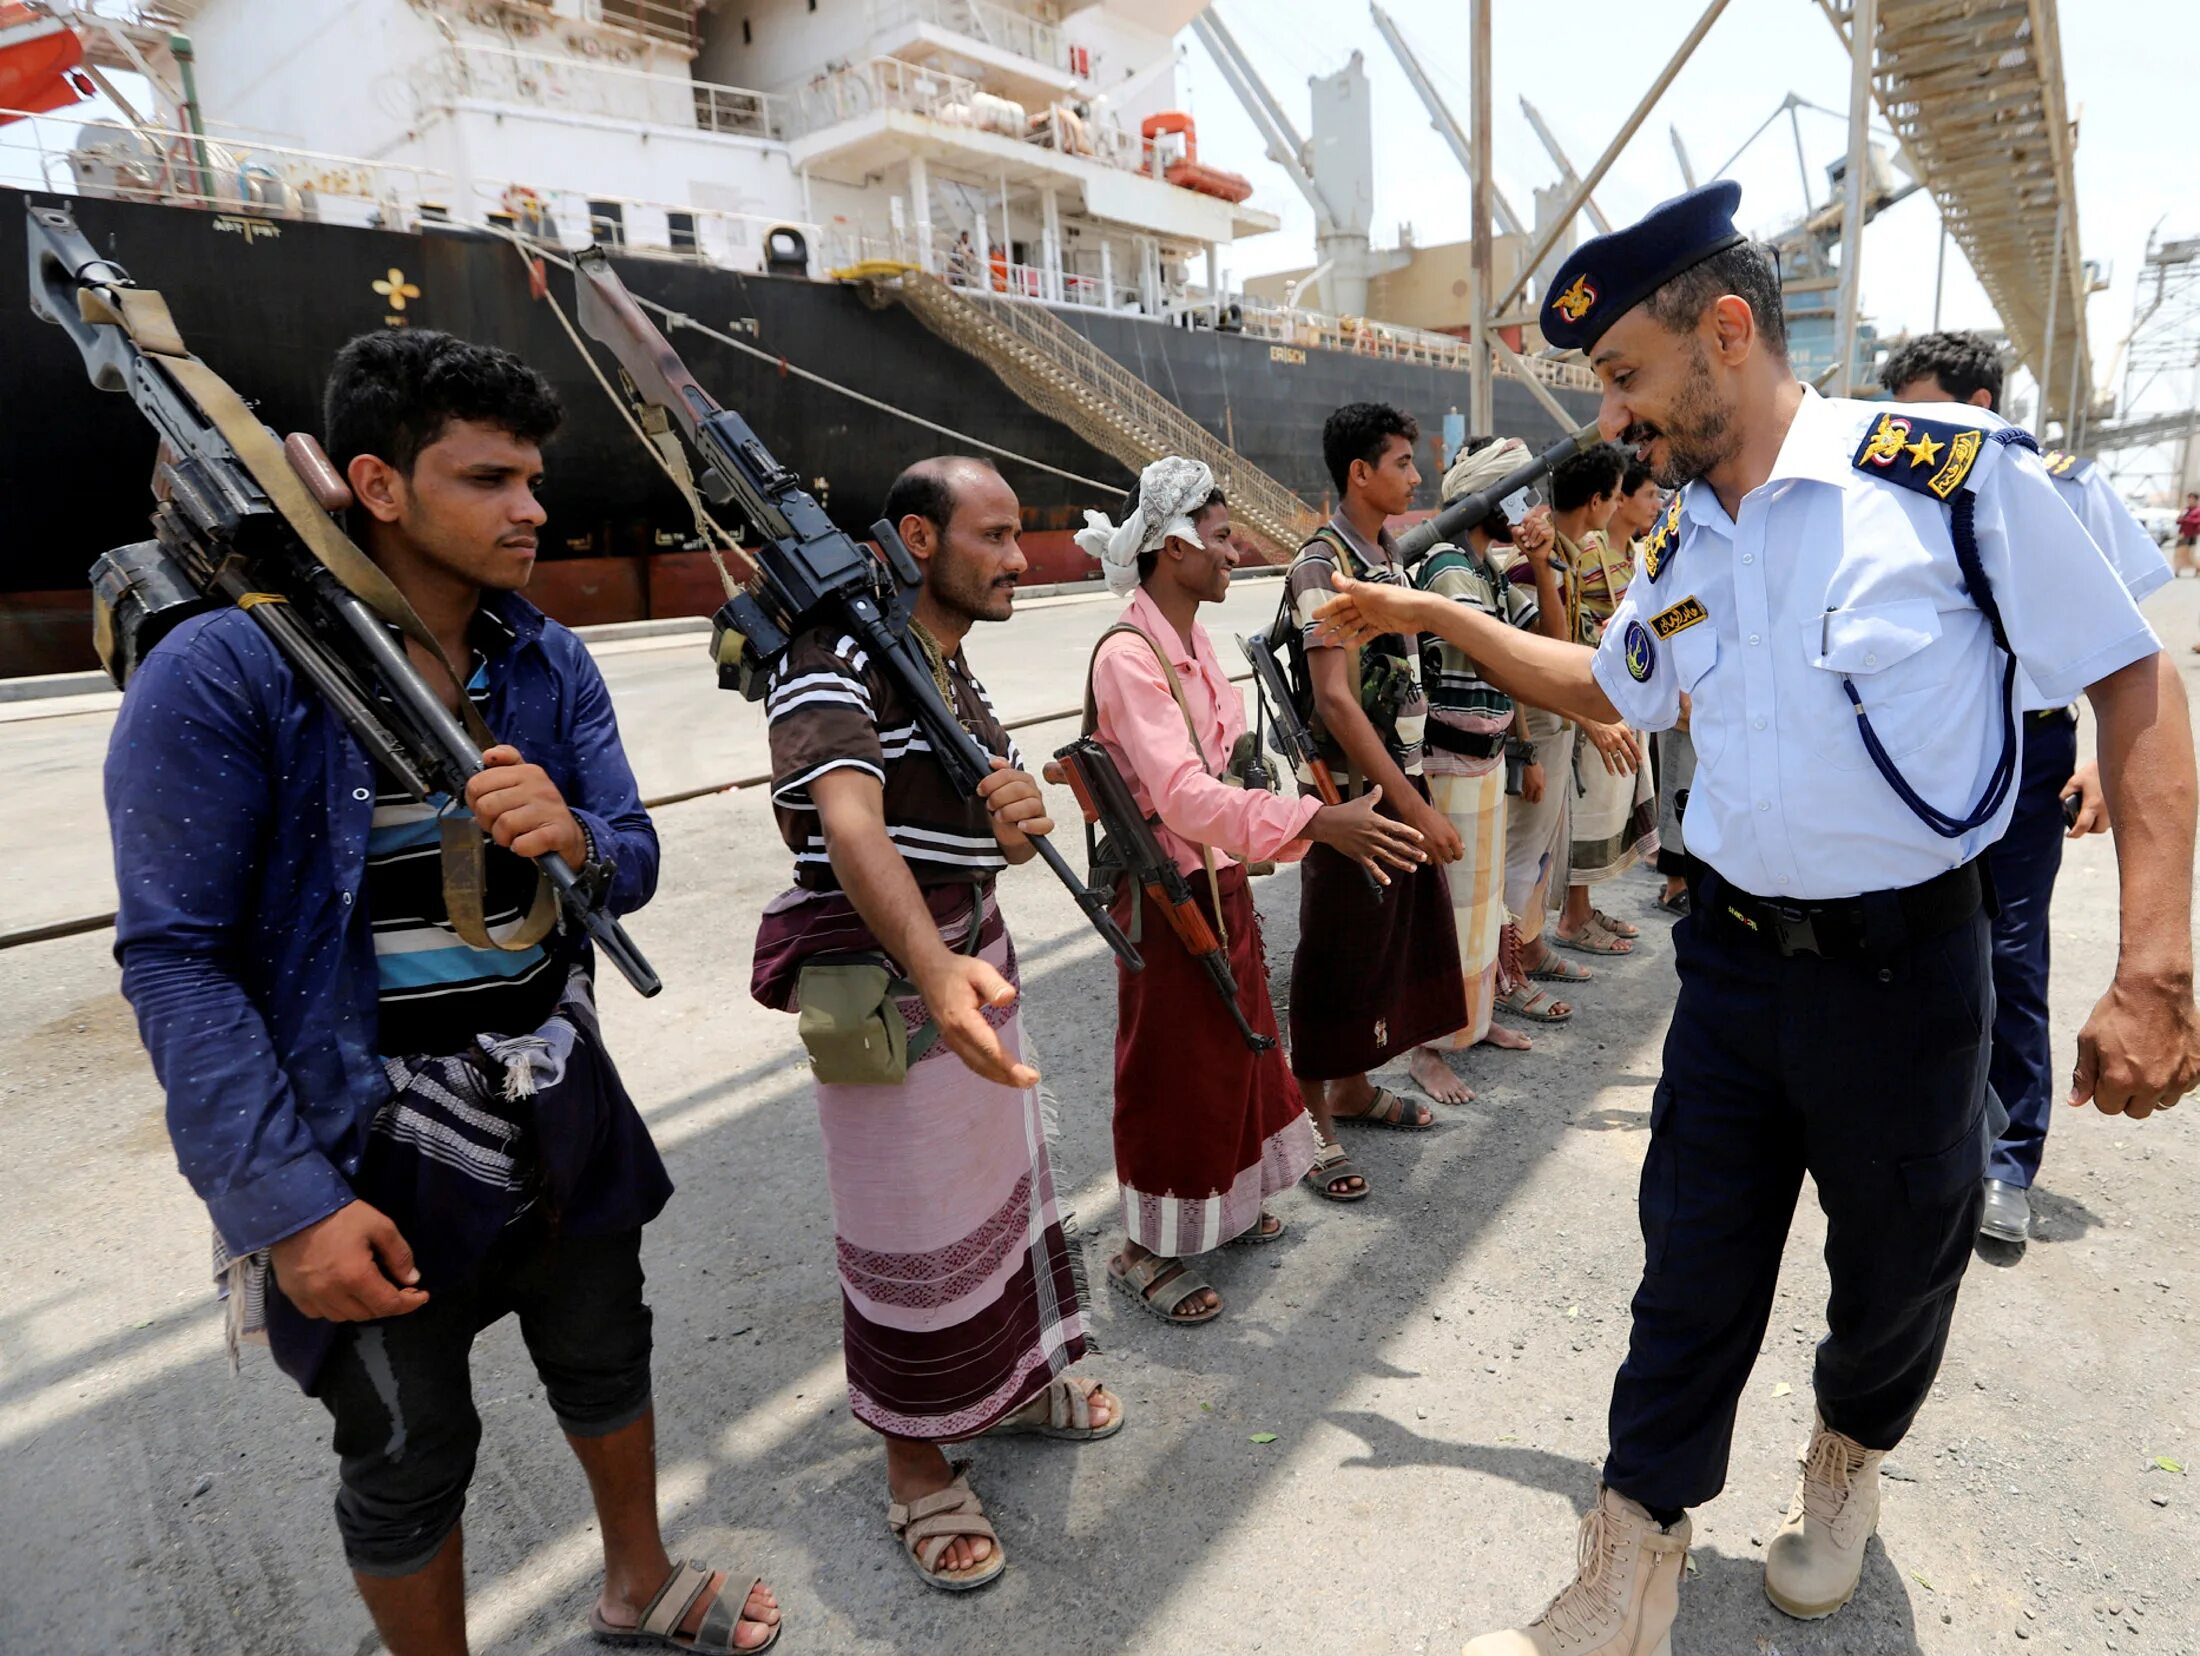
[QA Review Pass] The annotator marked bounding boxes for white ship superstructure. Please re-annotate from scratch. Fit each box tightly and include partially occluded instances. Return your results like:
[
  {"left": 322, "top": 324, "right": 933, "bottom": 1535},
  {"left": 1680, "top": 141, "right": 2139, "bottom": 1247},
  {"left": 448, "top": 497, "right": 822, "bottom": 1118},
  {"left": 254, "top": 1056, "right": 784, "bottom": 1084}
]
[{"left": 85, "top": 0, "right": 1278, "bottom": 311}]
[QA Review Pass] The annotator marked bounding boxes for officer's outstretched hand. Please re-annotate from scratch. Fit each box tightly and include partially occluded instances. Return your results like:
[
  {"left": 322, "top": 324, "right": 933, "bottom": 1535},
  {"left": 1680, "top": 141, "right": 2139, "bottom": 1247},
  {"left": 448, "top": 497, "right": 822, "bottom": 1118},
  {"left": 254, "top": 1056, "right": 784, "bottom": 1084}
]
[
  {"left": 2069, "top": 978, "right": 2200, "bottom": 1119},
  {"left": 1315, "top": 572, "right": 1436, "bottom": 648}
]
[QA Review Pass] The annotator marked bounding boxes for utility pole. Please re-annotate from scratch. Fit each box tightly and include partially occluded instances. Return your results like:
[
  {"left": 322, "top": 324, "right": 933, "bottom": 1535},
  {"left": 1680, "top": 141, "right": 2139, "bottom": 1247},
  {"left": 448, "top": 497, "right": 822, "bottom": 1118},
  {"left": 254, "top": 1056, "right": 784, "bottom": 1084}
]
[
  {"left": 1470, "top": 0, "right": 1494, "bottom": 431},
  {"left": 1832, "top": 0, "right": 1877, "bottom": 397}
]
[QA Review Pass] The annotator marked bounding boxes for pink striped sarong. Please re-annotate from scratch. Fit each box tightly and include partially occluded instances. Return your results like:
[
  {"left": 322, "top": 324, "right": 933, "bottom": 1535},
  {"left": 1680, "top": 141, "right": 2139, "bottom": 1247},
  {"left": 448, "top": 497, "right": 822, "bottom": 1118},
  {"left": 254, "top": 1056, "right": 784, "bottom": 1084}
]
[{"left": 813, "top": 904, "right": 1088, "bottom": 1441}]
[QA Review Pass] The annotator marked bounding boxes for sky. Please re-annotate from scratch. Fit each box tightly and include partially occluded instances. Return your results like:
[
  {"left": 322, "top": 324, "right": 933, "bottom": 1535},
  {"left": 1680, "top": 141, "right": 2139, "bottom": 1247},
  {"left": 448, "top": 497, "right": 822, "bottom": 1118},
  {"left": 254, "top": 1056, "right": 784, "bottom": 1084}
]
[{"left": 1175, "top": 0, "right": 2200, "bottom": 466}]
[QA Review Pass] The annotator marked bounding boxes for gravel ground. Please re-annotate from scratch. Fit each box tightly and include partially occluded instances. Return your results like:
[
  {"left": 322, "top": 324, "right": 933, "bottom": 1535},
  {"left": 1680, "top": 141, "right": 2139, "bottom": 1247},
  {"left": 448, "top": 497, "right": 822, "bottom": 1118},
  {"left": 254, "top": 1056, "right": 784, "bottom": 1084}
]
[{"left": 0, "top": 577, "right": 2193, "bottom": 1656}]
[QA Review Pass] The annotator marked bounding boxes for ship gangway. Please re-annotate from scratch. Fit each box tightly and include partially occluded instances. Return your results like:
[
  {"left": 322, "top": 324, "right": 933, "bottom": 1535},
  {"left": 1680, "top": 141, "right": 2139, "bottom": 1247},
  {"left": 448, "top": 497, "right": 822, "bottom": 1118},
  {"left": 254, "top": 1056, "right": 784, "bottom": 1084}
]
[
  {"left": 1816, "top": 0, "right": 2096, "bottom": 436},
  {"left": 874, "top": 266, "right": 1320, "bottom": 566}
]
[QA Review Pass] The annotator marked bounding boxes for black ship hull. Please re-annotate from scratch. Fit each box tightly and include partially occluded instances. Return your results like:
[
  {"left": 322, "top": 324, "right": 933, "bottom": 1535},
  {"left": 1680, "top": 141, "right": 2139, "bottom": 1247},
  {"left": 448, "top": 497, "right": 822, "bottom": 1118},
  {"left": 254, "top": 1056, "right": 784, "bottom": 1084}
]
[{"left": 1, "top": 187, "right": 1596, "bottom": 676}]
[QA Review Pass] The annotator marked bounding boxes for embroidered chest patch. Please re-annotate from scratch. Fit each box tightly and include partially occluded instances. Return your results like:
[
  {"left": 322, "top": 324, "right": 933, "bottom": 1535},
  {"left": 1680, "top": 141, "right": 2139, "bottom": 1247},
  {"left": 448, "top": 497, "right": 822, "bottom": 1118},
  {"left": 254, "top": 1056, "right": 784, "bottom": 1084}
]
[{"left": 1650, "top": 594, "right": 1708, "bottom": 639}]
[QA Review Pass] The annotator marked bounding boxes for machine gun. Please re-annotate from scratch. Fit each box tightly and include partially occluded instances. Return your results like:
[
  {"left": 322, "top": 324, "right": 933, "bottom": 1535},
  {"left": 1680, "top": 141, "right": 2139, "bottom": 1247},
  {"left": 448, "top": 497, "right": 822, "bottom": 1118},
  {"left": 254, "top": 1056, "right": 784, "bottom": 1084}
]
[
  {"left": 566, "top": 248, "right": 1143, "bottom": 971},
  {"left": 1236, "top": 629, "right": 1382, "bottom": 898},
  {"left": 1050, "top": 736, "right": 1271, "bottom": 1052},
  {"left": 25, "top": 200, "right": 662, "bottom": 998},
  {"left": 1393, "top": 417, "right": 1604, "bottom": 563}
]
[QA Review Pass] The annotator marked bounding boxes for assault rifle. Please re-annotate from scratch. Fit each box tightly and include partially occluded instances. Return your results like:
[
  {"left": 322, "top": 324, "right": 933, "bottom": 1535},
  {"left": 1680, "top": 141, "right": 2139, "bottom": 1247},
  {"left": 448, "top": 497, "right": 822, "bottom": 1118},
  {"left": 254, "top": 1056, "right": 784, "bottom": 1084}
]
[
  {"left": 1237, "top": 630, "right": 1382, "bottom": 897},
  {"left": 566, "top": 248, "right": 1143, "bottom": 971},
  {"left": 1394, "top": 417, "right": 1604, "bottom": 563},
  {"left": 1050, "top": 737, "right": 1272, "bottom": 1052},
  {"left": 25, "top": 200, "right": 662, "bottom": 998}
]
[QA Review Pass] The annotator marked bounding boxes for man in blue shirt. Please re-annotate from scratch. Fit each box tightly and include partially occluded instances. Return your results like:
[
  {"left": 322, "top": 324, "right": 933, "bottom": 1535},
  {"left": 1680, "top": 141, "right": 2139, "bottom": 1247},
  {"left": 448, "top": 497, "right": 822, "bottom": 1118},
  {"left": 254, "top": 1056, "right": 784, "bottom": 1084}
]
[
  {"left": 1319, "top": 185, "right": 2198, "bottom": 1656},
  {"left": 1882, "top": 330, "right": 2174, "bottom": 1250},
  {"left": 107, "top": 331, "right": 782, "bottom": 1654}
]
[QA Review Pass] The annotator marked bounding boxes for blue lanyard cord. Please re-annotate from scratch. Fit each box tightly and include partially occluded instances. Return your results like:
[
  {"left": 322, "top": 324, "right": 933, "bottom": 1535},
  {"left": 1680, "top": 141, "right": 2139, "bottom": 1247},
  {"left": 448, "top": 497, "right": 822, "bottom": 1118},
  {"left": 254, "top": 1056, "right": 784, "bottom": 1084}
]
[{"left": 1841, "top": 474, "right": 2023, "bottom": 838}]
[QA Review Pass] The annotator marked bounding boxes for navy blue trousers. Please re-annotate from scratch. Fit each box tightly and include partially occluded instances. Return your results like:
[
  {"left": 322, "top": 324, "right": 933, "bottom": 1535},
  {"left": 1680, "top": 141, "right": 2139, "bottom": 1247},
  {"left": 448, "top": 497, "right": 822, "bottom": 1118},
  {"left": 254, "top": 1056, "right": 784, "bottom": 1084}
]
[
  {"left": 1985, "top": 712, "right": 2078, "bottom": 1188},
  {"left": 1603, "top": 889, "right": 1994, "bottom": 1511}
]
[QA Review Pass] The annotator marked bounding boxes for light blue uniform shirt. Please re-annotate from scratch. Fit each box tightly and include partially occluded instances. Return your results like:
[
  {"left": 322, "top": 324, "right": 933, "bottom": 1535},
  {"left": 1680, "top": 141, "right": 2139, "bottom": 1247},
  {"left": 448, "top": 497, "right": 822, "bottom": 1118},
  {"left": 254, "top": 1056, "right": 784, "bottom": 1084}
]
[
  {"left": 2028, "top": 448, "right": 2173, "bottom": 711},
  {"left": 1589, "top": 389, "right": 2160, "bottom": 900}
]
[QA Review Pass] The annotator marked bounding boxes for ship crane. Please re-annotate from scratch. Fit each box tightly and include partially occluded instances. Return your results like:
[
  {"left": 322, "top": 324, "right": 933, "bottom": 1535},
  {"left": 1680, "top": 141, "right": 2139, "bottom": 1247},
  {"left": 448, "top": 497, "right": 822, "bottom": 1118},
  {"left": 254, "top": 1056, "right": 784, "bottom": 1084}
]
[
  {"left": 1364, "top": 3, "right": 1523, "bottom": 241},
  {"left": 1188, "top": 6, "right": 1404, "bottom": 318}
]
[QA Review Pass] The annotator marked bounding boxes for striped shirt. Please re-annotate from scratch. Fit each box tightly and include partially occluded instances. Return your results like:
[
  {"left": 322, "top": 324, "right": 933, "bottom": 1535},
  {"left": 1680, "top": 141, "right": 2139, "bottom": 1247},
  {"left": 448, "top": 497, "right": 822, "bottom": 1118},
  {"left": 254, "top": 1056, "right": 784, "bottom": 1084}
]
[
  {"left": 1416, "top": 540, "right": 1540, "bottom": 776},
  {"left": 765, "top": 626, "right": 1023, "bottom": 892},
  {"left": 1285, "top": 516, "right": 1431, "bottom": 779},
  {"left": 366, "top": 621, "right": 561, "bottom": 1057}
]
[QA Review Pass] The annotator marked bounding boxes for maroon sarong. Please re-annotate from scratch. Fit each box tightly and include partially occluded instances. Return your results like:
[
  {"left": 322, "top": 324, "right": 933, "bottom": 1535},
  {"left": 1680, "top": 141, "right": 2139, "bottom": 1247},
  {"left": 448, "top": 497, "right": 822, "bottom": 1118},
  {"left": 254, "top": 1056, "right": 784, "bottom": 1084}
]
[
  {"left": 1288, "top": 778, "right": 1466, "bottom": 1081},
  {"left": 1111, "top": 864, "right": 1318, "bottom": 1253}
]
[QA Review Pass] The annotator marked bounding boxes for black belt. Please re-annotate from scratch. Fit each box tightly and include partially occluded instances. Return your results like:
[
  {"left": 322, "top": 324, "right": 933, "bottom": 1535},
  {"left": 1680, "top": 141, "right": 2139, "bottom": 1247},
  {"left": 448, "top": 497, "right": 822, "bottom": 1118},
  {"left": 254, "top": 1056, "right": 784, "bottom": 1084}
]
[
  {"left": 1699, "top": 860, "right": 1986, "bottom": 959},
  {"left": 1424, "top": 723, "right": 1508, "bottom": 760}
]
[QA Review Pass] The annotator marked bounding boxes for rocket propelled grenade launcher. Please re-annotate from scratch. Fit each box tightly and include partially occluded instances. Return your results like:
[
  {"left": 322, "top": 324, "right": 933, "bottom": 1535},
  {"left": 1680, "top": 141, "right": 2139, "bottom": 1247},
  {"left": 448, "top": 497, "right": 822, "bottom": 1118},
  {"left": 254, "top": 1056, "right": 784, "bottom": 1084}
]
[
  {"left": 567, "top": 248, "right": 1144, "bottom": 972},
  {"left": 1051, "top": 736, "right": 1273, "bottom": 1052},
  {"left": 24, "top": 201, "right": 662, "bottom": 998},
  {"left": 1393, "top": 417, "right": 1606, "bottom": 564}
]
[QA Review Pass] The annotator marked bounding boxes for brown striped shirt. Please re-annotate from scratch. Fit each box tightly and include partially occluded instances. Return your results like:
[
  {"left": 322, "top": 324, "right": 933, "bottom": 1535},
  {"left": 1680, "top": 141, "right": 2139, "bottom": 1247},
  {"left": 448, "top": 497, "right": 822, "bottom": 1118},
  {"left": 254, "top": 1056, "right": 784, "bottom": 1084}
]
[{"left": 765, "top": 626, "right": 1022, "bottom": 891}]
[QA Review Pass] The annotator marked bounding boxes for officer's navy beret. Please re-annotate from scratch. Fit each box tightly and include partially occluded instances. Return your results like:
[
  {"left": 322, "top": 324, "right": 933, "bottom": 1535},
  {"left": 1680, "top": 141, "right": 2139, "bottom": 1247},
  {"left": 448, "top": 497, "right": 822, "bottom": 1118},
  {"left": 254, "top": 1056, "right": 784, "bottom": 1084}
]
[{"left": 1539, "top": 181, "right": 1747, "bottom": 354}]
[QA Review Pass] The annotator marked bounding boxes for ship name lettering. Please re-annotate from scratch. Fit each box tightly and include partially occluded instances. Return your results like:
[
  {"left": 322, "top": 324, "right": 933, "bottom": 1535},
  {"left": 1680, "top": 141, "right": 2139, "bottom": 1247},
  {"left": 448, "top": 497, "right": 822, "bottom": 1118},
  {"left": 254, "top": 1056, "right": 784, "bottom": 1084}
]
[
  {"left": 211, "top": 216, "right": 282, "bottom": 244},
  {"left": 1268, "top": 344, "right": 1306, "bottom": 366}
]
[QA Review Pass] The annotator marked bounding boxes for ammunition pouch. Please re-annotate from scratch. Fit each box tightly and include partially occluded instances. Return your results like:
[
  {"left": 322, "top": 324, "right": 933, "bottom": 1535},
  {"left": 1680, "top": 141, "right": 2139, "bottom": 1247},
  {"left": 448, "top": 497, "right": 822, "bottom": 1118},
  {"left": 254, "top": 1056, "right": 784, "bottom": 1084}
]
[
  {"left": 90, "top": 538, "right": 213, "bottom": 689},
  {"left": 795, "top": 955, "right": 932, "bottom": 1085}
]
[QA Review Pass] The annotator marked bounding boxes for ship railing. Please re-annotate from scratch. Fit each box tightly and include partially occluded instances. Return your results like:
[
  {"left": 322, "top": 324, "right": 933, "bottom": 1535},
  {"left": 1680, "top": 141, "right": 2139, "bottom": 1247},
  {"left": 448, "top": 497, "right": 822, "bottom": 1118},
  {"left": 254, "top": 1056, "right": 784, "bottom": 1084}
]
[
  {"left": 474, "top": 179, "right": 820, "bottom": 276},
  {"left": 782, "top": 55, "right": 1141, "bottom": 173},
  {"left": 422, "top": 40, "right": 780, "bottom": 141},
  {"left": 578, "top": 0, "right": 704, "bottom": 50},
  {"left": 820, "top": 227, "right": 1600, "bottom": 393},
  {"left": 836, "top": 227, "right": 1130, "bottom": 312},
  {"left": 0, "top": 104, "right": 451, "bottom": 229},
  {"left": 868, "top": 0, "right": 1070, "bottom": 74},
  {"left": 1225, "top": 294, "right": 1602, "bottom": 392}
]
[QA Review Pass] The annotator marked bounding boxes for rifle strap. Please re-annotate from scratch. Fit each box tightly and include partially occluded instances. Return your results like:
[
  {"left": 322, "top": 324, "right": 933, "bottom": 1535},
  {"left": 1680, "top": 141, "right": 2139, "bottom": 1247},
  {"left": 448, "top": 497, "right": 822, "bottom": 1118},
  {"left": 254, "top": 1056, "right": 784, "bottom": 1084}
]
[
  {"left": 83, "top": 284, "right": 556, "bottom": 952},
  {"left": 1082, "top": 623, "right": 1227, "bottom": 951}
]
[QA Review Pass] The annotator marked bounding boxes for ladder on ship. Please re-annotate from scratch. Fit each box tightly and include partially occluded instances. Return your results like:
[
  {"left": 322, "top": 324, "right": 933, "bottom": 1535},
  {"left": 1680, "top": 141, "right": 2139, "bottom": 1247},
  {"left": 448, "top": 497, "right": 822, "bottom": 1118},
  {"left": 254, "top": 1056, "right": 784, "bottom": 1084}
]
[{"left": 875, "top": 270, "right": 1316, "bottom": 565}]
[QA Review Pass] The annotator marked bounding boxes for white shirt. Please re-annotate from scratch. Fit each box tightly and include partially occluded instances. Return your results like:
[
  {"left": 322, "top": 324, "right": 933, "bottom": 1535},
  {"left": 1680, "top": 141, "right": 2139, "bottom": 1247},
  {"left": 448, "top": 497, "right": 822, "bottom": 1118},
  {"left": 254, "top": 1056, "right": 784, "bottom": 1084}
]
[
  {"left": 1590, "top": 389, "right": 2160, "bottom": 900},
  {"left": 2029, "top": 450, "right": 2173, "bottom": 711}
]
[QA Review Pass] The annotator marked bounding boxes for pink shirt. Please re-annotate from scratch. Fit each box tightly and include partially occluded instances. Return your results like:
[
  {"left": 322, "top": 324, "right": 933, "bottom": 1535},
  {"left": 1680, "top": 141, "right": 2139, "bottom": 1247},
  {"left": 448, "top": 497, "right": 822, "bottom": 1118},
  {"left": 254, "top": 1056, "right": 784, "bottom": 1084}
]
[{"left": 1089, "top": 587, "right": 1322, "bottom": 877}]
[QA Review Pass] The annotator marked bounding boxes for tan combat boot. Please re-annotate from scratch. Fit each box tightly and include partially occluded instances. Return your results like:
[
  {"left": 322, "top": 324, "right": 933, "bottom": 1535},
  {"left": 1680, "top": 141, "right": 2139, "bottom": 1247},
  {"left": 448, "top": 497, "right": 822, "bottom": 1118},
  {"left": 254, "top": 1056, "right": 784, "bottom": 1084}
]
[
  {"left": 1763, "top": 1413, "right": 1885, "bottom": 1619},
  {"left": 1462, "top": 1484, "right": 1690, "bottom": 1656}
]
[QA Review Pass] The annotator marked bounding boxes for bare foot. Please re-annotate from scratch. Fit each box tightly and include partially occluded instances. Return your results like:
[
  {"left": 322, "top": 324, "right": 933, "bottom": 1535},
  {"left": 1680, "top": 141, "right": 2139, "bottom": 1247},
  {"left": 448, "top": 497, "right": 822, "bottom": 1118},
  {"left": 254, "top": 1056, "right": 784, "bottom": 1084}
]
[
  {"left": 598, "top": 1566, "right": 781, "bottom": 1651},
  {"left": 1478, "top": 1022, "right": 1533, "bottom": 1052},
  {"left": 1408, "top": 1045, "right": 1474, "bottom": 1104}
]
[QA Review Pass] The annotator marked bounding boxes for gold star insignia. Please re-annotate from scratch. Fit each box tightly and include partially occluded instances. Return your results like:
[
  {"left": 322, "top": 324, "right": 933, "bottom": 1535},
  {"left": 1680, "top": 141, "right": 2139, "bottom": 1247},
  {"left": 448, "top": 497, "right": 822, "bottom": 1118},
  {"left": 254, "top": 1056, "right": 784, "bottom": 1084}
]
[{"left": 1904, "top": 430, "right": 1944, "bottom": 469}]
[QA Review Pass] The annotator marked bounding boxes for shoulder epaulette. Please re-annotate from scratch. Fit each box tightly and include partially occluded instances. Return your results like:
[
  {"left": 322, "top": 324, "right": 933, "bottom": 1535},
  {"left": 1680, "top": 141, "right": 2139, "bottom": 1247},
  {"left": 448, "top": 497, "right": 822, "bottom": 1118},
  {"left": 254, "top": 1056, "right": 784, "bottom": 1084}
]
[
  {"left": 2039, "top": 448, "right": 2096, "bottom": 484},
  {"left": 1641, "top": 490, "right": 1685, "bottom": 584},
  {"left": 1851, "top": 410, "right": 1991, "bottom": 501}
]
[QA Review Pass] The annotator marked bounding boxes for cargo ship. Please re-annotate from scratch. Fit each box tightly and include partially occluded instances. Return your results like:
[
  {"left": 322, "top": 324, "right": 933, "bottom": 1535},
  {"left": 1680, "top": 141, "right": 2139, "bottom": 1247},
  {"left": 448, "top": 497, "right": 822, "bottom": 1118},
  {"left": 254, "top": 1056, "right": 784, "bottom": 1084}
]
[{"left": 0, "top": 0, "right": 1603, "bottom": 675}]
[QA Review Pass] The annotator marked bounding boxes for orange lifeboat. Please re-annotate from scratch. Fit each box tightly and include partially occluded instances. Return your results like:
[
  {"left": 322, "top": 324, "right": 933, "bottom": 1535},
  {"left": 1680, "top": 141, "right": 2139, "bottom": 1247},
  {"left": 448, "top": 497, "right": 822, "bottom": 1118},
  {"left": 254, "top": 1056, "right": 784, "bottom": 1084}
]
[
  {"left": 0, "top": 2, "right": 91, "bottom": 126},
  {"left": 1140, "top": 111, "right": 1254, "bottom": 206}
]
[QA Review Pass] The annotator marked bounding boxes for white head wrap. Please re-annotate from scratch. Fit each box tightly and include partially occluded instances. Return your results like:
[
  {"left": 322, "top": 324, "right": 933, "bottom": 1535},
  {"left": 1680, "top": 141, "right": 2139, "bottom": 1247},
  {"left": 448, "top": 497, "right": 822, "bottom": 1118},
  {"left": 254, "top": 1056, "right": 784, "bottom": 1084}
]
[
  {"left": 1441, "top": 436, "right": 1531, "bottom": 508},
  {"left": 1074, "top": 455, "right": 1218, "bottom": 597}
]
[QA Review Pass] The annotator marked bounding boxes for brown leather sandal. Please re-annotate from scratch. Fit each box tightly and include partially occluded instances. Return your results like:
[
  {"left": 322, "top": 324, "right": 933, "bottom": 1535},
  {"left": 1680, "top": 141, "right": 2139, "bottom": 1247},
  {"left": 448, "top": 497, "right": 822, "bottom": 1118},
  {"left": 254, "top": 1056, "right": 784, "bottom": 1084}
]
[
  {"left": 588, "top": 1559, "right": 780, "bottom": 1652},
  {"left": 886, "top": 1465, "right": 1006, "bottom": 1592}
]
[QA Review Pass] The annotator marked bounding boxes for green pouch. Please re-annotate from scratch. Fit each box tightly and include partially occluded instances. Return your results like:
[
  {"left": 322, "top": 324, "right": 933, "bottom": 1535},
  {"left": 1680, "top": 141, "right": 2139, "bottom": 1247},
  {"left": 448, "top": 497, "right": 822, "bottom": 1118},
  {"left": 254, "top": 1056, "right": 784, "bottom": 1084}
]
[{"left": 796, "top": 956, "right": 911, "bottom": 1085}]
